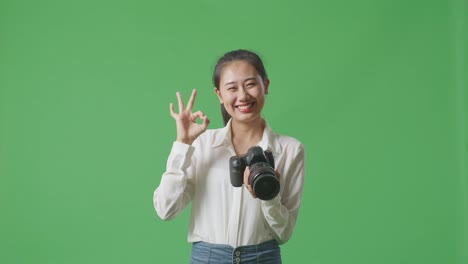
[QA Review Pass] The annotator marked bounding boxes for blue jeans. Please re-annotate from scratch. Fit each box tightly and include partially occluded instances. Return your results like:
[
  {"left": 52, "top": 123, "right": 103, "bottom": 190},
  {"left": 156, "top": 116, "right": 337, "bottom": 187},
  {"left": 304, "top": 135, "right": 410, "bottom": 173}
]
[{"left": 190, "top": 239, "right": 282, "bottom": 264}]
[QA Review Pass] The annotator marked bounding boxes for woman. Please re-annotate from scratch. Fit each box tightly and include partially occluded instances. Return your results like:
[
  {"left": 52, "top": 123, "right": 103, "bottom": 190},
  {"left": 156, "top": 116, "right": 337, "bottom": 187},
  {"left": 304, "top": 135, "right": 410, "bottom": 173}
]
[{"left": 154, "top": 49, "right": 306, "bottom": 263}]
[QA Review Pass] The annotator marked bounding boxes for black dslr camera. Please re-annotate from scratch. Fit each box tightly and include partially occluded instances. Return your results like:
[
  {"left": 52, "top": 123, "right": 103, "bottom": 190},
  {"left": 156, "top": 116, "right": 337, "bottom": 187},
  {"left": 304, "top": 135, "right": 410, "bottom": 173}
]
[{"left": 229, "top": 146, "right": 280, "bottom": 200}]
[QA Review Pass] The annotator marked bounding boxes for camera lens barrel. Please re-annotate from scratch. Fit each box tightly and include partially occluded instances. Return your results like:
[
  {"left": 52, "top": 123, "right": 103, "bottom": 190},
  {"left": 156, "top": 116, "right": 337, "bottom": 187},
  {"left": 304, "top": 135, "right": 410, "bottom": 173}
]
[{"left": 249, "top": 162, "right": 280, "bottom": 200}]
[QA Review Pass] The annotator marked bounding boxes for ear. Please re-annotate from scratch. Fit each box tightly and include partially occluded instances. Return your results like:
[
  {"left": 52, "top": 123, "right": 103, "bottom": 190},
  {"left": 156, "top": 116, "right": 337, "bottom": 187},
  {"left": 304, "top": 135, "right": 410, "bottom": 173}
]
[
  {"left": 264, "top": 79, "right": 270, "bottom": 95},
  {"left": 214, "top": 87, "right": 223, "bottom": 103}
]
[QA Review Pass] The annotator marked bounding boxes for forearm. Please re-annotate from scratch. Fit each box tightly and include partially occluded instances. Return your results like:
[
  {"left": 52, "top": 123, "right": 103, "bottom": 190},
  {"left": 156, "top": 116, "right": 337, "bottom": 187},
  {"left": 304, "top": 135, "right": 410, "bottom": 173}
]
[
  {"left": 153, "top": 142, "right": 195, "bottom": 220},
  {"left": 261, "top": 196, "right": 300, "bottom": 244},
  {"left": 261, "top": 145, "right": 305, "bottom": 244},
  {"left": 154, "top": 172, "right": 191, "bottom": 220}
]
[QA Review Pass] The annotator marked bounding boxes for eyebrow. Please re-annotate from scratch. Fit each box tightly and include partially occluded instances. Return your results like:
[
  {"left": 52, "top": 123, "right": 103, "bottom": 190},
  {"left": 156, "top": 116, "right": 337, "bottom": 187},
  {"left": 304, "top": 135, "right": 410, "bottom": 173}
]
[{"left": 224, "top": 77, "right": 257, "bottom": 86}]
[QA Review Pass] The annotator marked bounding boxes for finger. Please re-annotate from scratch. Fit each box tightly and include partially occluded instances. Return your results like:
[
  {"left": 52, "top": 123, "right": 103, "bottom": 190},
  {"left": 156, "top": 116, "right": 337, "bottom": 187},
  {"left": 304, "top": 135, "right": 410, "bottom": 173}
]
[
  {"left": 243, "top": 167, "right": 256, "bottom": 198},
  {"left": 176, "top": 92, "right": 185, "bottom": 112},
  {"left": 201, "top": 115, "right": 210, "bottom": 130},
  {"left": 243, "top": 166, "right": 250, "bottom": 186},
  {"left": 190, "top": 111, "right": 205, "bottom": 122},
  {"left": 191, "top": 111, "right": 210, "bottom": 131},
  {"left": 247, "top": 185, "right": 256, "bottom": 198},
  {"left": 275, "top": 169, "right": 281, "bottom": 180},
  {"left": 186, "top": 89, "right": 197, "bottom": 112},
  {"left": 169, "top": 103, "right": 177, "bottom": 118}
]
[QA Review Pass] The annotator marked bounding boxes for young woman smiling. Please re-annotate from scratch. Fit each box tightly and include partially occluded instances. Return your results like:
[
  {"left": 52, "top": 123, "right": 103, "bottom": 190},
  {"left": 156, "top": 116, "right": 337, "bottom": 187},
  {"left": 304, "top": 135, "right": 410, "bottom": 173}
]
[{"left": 154, "top": 49, "right": 306, "bottom": 264}]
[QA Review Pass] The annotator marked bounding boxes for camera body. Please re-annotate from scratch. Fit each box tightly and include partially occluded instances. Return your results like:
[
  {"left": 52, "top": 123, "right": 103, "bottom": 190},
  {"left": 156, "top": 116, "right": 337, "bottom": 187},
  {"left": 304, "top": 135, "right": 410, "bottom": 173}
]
[{"left": 229, "top": 146, "right": 280, "bottom": 200}]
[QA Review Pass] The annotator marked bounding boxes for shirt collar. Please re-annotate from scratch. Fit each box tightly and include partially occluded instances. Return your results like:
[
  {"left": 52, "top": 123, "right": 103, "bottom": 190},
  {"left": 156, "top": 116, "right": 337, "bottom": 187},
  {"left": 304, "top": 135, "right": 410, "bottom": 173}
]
[{"left": 212, "top": 119, "right": 282, "bottom": 155}]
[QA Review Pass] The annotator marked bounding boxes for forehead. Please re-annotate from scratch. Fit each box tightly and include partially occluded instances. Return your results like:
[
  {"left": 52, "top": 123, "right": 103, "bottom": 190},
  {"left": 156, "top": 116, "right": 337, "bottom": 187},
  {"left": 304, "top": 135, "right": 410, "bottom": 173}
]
[{"left": 220, "top": 60, "right": 259, "bottom": 84}]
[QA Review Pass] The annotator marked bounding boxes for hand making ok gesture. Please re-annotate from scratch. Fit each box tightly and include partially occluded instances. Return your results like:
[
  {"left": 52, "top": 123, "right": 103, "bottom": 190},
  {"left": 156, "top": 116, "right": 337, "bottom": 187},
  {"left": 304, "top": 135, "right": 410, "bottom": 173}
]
[{"left": 170, "top": 89, "right": 210, "bottom": 145}]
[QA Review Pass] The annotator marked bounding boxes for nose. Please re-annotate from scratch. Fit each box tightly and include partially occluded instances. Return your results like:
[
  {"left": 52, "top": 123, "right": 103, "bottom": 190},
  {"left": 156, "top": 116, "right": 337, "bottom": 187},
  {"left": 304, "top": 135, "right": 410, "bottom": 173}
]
[{"left": 239, "top": 86, "right": 250, "bottom": 101}]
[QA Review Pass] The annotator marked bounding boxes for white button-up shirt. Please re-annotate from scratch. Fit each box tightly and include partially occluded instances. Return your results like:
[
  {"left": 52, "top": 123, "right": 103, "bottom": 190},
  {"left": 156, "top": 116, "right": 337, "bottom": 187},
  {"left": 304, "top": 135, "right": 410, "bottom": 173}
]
[{"left": 153, "top": 120, "right": 306, "bottom": 247}]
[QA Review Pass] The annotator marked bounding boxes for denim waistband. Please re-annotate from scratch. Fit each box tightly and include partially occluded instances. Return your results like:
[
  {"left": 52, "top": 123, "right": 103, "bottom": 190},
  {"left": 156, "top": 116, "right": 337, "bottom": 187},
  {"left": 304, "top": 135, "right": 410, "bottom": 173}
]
[
  {"left": 191, "top": 239, "right": 281, "bottom": 264},
  {"left": 193, "top": 239, "right": 278, "bottom": 251}
]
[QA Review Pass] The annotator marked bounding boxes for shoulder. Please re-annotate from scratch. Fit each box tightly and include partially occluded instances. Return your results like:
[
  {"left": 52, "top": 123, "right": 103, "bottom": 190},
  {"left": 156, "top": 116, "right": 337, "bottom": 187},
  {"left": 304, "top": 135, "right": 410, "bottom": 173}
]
[
  {"left": 268, "top": 126, "right": 305, "bottom": 156},
  {"left": 278, "top": 133, "right": 305, "bottom": 154}
]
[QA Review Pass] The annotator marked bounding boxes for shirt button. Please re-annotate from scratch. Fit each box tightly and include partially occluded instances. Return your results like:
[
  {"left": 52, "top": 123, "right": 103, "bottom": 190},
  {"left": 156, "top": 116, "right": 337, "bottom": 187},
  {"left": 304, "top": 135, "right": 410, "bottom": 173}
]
[
  {"left": 235, "top": 257, "right": 240, "bottom": 262},
  {"left": 235, "top": 251, "right": 240, "bottom": 256}
]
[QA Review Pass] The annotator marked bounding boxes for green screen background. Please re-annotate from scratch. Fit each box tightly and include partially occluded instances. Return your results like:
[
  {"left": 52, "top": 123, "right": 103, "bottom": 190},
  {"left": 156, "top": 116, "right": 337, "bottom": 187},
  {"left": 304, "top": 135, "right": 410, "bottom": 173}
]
[{"left": 1, "top": 0, "right": 467, "bottom": 263}]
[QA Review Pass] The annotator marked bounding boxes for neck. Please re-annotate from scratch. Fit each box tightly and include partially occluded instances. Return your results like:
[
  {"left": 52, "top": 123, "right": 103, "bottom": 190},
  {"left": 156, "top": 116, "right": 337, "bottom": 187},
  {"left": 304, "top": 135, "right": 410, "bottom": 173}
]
[{"left": 230, "top": 118, "right": 266, "bottom": 154}]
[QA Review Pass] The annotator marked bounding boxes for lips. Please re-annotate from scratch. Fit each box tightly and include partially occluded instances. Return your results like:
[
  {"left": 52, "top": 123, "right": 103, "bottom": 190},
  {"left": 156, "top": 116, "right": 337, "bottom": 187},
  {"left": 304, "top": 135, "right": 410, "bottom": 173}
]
[{"left": 236, "top": 102, "right": 255, "bottom": 113}]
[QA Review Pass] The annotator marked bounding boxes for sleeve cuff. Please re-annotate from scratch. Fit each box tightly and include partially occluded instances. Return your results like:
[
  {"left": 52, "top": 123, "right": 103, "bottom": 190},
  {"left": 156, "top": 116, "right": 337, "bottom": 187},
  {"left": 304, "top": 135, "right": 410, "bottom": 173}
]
[
  {"left": 261, "top": 194, "right": 281, "bottom": 207},
  {"left": 172, "top": 141, "right": 195, "bottom": 154}
]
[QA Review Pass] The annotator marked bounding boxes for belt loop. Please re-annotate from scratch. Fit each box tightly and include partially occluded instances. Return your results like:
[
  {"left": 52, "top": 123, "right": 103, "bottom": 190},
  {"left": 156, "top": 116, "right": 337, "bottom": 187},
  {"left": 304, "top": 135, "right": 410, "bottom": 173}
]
[
  {"left": 208, "top": 242, "right": 212, "bottom": 262},
  {"left": 255, "top": 243, "right": 259, "bottom": 263}
]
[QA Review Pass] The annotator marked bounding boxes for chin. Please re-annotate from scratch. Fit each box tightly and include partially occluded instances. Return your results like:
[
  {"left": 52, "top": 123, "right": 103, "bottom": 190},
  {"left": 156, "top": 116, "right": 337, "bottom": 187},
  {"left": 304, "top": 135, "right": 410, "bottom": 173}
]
[{"left": 232, "top": 113, "right": 262, "bottom": 123}]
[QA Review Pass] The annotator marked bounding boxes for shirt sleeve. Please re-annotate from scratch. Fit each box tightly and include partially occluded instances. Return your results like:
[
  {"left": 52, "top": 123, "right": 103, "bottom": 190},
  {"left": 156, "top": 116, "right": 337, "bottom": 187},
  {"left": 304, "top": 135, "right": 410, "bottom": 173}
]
[
  {"left": 153, "top": 141, "right": 196, "bottom": 220},
  {"left": 260, "top": 144, "right": 306, "bottom": 244}
]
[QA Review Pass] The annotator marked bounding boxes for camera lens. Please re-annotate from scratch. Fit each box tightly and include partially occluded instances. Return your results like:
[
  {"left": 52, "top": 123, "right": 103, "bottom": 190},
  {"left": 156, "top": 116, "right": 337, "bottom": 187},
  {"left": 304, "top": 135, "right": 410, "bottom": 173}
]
[{"left": 249, "top": 163, "right": 280, "bottom": 200}]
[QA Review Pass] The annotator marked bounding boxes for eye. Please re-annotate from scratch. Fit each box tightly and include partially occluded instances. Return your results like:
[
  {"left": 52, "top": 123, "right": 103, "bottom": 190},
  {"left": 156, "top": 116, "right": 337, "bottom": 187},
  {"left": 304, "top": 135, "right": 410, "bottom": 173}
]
[
  {"left": 226, "top": 86, "right": 236, "bottom": 91},
  {"left": 246, "top": 82, "right": 256, "bottom": 87}
]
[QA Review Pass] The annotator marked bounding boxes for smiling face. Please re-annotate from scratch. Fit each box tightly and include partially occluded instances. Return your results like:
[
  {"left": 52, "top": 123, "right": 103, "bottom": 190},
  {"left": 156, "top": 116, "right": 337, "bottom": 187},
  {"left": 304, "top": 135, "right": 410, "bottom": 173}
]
[{"left": 215, "top": 60, "right": 270, "bottom": 125}]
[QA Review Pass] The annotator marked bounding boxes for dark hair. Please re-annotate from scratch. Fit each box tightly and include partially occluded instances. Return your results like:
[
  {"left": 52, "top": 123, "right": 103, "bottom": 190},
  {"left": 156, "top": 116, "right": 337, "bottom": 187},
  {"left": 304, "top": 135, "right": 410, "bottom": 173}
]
[{"left": 213, "top": 49, "right": 268, "bottom": 126}]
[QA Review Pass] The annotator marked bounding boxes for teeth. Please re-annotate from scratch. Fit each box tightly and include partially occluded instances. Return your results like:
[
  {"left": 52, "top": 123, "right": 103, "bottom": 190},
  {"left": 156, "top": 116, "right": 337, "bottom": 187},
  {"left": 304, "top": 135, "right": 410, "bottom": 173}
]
[{"left": 237, "top": 103, "right": 253, "bottom": 110}]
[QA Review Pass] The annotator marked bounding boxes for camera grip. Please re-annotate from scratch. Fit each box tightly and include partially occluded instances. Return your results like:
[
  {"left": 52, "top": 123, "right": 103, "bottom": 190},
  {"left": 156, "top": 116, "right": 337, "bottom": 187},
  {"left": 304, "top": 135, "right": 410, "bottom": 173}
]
[{"left": 229, "top": 156, "right": 245, "bottom": 187}]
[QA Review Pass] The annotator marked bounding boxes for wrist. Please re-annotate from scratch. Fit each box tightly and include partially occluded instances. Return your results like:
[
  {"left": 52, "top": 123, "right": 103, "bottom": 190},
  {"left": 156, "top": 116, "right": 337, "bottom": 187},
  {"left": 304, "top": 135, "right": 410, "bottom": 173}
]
[{"left": 176, "top": 138, "right": 193, "bottom": 145}]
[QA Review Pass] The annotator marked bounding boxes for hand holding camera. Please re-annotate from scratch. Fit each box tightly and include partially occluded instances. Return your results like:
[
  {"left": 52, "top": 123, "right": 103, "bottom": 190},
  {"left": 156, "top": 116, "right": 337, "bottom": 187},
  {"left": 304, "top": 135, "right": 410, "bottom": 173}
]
[
  {"left": 229, "top": 146, "right": 280, "bottom": 200},
  {"left": 244, "top": 167, "right": 281, "bottom": 199}
]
